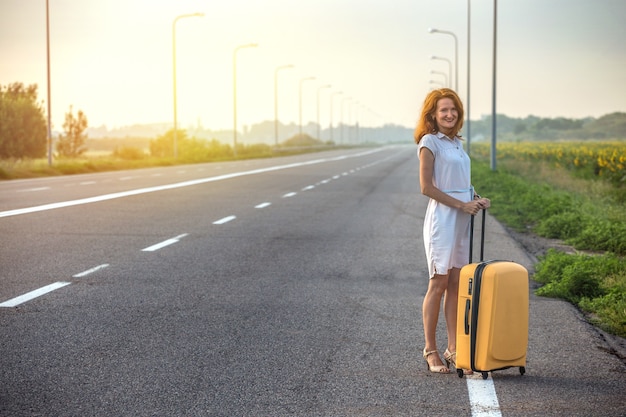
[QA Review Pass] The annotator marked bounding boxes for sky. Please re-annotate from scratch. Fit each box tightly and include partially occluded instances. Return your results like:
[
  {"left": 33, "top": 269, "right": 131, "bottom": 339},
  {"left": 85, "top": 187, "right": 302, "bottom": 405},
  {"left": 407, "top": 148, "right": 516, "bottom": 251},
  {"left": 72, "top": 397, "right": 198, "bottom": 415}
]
[{"left": 1, "top": 0, "right": 625, "bottom": 134}]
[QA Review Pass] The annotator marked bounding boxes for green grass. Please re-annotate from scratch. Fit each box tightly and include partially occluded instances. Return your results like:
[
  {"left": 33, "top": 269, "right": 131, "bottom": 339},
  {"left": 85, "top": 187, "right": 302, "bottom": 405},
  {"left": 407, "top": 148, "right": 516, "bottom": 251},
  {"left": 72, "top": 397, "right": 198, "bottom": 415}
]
[{"left": 471, "top": 154, "right": 626, "bottom": 337}]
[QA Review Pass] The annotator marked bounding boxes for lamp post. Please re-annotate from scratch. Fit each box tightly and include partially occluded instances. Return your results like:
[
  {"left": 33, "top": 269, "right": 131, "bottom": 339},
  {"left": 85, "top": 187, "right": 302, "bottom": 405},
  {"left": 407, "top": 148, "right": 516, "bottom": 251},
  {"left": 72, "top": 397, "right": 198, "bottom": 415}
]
[
  {"left": 491, "top": 0, "right": 497, "bottom": 171},
  {"left": 430, "top": 70, "right": 448, "bottom": 87},
  {"left": 429, "top": 80, "right": 445, "bottom": 89},
  {"left": 299, "top": 77, "right": 315, "bottom": 139},
  {"left": 430, "top": 56, "right": 452, "bottom": 90},
  {"left": 46, "top": 0, "right": 52, "bottom": 166},
  {"left": 428, "top": 28, "right": 458, "bottom": 91},
  {"left": 467, "top": 0, "right": 472, "bottom": 155},
  {"left": 352, "top": 100, "right": 360, "bottom": 144},
  {"left": 274, "top": 64, "right": 293, "bottom": 147},
  {"left": 233, "top": 43, "right": 258, "bottom": 157},
  {"left": 340, "top": 96, "right": 351, "bottom": 144},
  {"left": 172, "top": 12, "right": 204, "bottom": 159},
  {"left": 316, "top": 84, "right": 331, "bottom": 141},
  {"left": 329, "top": 91, "right": 342, "bottom": 143}
]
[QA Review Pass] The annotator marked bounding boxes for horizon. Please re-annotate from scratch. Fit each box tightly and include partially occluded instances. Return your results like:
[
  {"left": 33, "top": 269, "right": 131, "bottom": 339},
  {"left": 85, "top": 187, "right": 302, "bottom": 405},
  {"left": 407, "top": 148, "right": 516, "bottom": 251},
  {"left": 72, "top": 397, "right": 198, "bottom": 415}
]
[{"left": 2, "top": 0, "right": 625, "bottom": 132}]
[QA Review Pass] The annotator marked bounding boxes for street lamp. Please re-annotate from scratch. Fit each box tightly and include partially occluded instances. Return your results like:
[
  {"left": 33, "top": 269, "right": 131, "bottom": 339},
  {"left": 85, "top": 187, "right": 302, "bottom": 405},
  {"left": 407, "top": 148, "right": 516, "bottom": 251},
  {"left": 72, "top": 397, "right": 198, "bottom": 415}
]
[
  {"left": 430, "top": 55, "right": 452, "bottom": 90},
  {"left": 316, "top": 84, "right": 331, "bottom": 141},
  {"left": 172, "top": 12, "right": 204, "bottom": 159},
  {"left": 430, "top": 70, "right": 448, "bottom": 87},
  {"left": 467, "top": 0, "right": 472, "bottom": 155},
  {"left": 491, "top": 0, "right": 498, "bottom": 170},
  {"left": 429, "top": 80, "right": 445, "bottom": 88},
  {"left": 299, "top": 77, "right": 315, "bottom": 139},
  {"left": 428, "top": 28, "right": 458, "bottom": 91},
  {"left": 233, "top": 43, "right": 258, "bottom": 157},
  {"left": 274, "top": 64, "right": 293, "bottom": 147},
  {"left": 329, "top": 91, "right": 342, "bottom": 143},
  {"left": 340, "top": 96, "right": 351, "bottom": 144},
  {"left": 46, "top": 0, "right": 52, "bottom": 166}
]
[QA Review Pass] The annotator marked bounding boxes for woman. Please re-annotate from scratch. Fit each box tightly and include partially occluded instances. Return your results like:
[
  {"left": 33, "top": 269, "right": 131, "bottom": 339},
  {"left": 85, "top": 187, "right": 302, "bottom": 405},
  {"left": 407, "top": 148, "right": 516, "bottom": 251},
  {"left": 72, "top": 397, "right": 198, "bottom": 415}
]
[{"left": 415, "top": 88, "right": 490, "bottom": 374}]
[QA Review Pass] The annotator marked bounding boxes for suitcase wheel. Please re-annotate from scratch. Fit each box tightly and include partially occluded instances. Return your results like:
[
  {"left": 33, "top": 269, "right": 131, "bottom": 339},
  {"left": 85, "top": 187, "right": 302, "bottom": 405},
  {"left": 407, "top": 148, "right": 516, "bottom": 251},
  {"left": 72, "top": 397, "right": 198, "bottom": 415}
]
[
  {"left": 481, "top": 372, "right": 489, "bottom": 380},
  {"left": 519, "top": 366, "right": 526, "bottom": 376},
  {"left": 457, "top": 369, "right": 464, "bottom": 378}
]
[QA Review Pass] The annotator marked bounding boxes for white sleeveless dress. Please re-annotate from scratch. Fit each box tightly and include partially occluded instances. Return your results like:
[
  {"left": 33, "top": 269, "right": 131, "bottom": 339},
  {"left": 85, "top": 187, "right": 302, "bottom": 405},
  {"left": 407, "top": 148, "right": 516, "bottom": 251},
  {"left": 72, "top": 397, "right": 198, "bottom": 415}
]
[{"left": 417, "top": 132, "right": 473, "bottom": 279}]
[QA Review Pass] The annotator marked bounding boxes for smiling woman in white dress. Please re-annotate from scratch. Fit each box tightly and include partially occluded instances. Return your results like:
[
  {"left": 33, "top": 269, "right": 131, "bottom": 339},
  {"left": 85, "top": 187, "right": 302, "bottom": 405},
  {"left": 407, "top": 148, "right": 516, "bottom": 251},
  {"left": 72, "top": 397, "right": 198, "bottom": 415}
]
[{"left": 414, "top": 88, "right": 490, "bottom": 374}]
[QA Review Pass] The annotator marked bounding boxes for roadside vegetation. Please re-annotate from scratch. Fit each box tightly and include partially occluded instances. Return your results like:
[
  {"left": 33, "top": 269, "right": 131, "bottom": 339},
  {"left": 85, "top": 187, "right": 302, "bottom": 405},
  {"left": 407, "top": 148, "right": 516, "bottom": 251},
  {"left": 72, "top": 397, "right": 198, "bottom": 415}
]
[
  {"left": 471, "top": 141, "right": 626, "bottom": 337},
  {"left": 0, "top": 130, "right": 336, "bottom": 180}
]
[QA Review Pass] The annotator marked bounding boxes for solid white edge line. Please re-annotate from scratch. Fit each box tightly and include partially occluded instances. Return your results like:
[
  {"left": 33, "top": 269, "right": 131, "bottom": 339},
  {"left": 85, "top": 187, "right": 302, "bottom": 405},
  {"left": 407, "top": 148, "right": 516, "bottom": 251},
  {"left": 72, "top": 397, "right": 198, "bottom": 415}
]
[
  {"left": 73, "top": 264, "right": 110, "bottom": 278},
  {"left": 0, "top": 147, "right": 388, "bottom": 218},
  {"left": 466, "top": 376, "right": 503, "bottom": 417},
  {"left": 142, "top": 233, "right": 189, "bottom": 252},
  {"left": 213, "top": 215, "right": 236, "bottom": 225},
  {"left": 0, "top": 282, "right": 72, "bottom": 308}
]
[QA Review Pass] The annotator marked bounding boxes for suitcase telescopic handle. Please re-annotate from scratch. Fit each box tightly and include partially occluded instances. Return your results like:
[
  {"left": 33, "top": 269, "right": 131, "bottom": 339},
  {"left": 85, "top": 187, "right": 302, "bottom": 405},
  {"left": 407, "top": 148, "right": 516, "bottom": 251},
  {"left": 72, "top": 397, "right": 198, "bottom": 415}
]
[
  {"left": 469, "top": 209, "right": 486, "bottom": 263},
  {"left": 464, "top": 300, "right": 471, "bottom": 335}
]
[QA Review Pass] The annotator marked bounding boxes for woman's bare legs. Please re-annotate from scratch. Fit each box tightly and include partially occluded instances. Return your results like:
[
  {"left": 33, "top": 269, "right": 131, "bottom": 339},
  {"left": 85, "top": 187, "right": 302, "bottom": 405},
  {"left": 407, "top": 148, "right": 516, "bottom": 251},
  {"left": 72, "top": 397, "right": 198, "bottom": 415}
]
[
  {"left": 422, "top": 273, "right": 450, "bottom": 369},
  {"left": 444, "top": 267, "right": 461, "bottom": 353}
]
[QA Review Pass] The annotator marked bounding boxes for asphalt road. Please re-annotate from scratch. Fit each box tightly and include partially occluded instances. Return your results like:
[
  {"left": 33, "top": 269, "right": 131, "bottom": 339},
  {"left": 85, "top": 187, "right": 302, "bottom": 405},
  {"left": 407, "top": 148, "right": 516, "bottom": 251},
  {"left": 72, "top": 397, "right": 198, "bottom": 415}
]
[{"left": 1, "top": 146, "right": 624, "bottom": 416}]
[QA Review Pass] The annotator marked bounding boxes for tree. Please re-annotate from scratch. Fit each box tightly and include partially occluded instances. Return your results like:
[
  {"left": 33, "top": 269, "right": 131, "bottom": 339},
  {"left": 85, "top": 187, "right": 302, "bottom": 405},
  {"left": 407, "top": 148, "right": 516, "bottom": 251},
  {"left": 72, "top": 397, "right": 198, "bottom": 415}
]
[
  {"left": 0, "top": 82, "right": 47, "bottom": 159},
  {"left": 56, "top": 105, "right": 88, "bottom": 157},
  {"left": 150, "top": 129, "right": 186, "bottom": 158}
]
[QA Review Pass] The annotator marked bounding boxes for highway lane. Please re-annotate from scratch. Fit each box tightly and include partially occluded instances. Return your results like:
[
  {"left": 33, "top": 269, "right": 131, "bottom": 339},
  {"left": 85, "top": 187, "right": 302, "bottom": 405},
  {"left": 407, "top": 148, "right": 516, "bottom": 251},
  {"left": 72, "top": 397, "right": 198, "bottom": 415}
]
[{"left": 1, "top": 146, "right": 624, "bottom": 416}]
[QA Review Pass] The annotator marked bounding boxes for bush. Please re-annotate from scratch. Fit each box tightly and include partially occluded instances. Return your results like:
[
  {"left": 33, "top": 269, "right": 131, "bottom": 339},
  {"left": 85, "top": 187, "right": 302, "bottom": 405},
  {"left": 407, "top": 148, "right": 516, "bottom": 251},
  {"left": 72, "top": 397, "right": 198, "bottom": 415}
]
[
  {"left": 569, "top": 221, "right": 626, "bottom": 254},
  {"left": 113, "top": 146, "right": 145, "bottom": 160},
  {"left": 535, "top": 211, "right": 591, "bottom": 240}
]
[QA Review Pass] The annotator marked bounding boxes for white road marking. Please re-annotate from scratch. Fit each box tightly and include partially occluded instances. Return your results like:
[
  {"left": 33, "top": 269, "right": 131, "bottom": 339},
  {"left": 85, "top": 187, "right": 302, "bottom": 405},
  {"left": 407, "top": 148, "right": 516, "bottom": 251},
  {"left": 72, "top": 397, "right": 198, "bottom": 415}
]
[
  {"left": 73, "top": 264, "right": 110, "bottom": 278},
  {"left": 142, "top": 233, "right": 189, "bottom": 252},
  {"left": 80, "top": 181, "right": 96, "bottom": 185},
  {"left": 0, "top": 282, "right": 71, "bottom": 308},
  {"left": 282, "top": 192, "right": 297, "bottom": 198},
  {"left": 18, "top": 187, "right": 50, "bottom": 192},
  {"left": 0, "top": 148, "right": 385, "bottom": 219},
  {"left": 255, "top": 202, "right": 271, "bottom": 209},
  {"left": 467, "top": 376, "right": 502, "bottom": 417},
  {"left": 213, "top": 215, "right": 236, "bottom": 225},
  {"left": 302, "top": 185, "right": 315, "bottom": 191}
]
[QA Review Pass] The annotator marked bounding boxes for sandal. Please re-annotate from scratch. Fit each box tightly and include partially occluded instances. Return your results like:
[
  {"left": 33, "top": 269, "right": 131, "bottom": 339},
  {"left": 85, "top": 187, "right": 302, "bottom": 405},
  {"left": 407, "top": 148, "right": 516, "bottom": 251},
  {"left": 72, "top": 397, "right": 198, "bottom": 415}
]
[
  {"left": 444, "top": 349, "right": 473, "bottom": 375},
  {"left": 423, "top": 349, "right": 450, "bottom": 374}
]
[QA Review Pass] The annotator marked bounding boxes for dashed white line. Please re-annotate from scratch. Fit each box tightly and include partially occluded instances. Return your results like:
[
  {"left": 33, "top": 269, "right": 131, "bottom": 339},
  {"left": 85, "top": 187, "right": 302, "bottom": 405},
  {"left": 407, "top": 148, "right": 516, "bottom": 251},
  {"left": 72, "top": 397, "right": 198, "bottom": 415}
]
[
  {"left": 0, "top": 282, "right": 71, "bottom": 308},
  {"left": 1, "top": 147, "right": 386, "bottom": 219},
  {"left": 73, "top": 264, "right": 110, "bottom": 278},
  {"left": 213, "top": 215, "right": 236, "bottom": 225},
  {"left": 301, "top": 185, "right": 315, "bottom": 191},
  {"left": 255, "top": 202, "right": 271, "bottom": 209},
  {"left": 142, "top": 233, "right": 189, "bottom": 252},
  {"left": 18, "top": 187, "right": 50, "bottom": 192},
  {"left": 80, "top": 181, "right": 96, "bottom": 185},
  {"left": 282, "top": 192, "right": 297, "bottom": 198}
]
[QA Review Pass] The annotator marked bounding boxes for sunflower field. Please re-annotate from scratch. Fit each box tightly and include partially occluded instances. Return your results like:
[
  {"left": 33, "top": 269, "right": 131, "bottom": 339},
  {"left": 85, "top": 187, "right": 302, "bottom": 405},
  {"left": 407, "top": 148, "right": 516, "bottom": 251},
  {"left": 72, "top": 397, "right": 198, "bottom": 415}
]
[{"left": 470, "top": 141, "right": 626, "bottom": 337}]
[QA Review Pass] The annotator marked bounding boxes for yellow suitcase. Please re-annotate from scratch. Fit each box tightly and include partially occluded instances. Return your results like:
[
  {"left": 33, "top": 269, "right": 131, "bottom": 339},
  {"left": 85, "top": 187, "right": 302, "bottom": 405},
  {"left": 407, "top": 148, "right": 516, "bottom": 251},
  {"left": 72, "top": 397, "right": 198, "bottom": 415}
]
[{"left": 455, "top": 211, "right": 529, "bottom": 379}]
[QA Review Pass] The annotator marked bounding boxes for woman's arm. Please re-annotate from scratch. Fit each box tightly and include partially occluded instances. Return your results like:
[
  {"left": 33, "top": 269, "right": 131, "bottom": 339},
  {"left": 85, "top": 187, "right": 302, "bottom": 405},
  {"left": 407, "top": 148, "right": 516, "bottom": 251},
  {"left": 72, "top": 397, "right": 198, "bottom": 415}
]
[{"left": 419, "top": 147, "right": 489, "bottom": 215}]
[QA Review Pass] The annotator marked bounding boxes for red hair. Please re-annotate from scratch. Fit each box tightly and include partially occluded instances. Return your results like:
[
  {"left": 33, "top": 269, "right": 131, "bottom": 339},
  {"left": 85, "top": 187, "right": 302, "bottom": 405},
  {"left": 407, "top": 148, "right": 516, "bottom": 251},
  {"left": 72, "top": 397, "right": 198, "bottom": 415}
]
[{"left": 414, "top": 88, "right": 464, "bottom": 143}]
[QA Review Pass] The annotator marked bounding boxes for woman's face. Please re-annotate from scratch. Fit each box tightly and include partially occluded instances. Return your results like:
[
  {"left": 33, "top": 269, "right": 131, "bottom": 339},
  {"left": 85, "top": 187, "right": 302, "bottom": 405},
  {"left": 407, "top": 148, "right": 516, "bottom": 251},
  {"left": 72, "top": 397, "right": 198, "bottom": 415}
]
[{"left": 433, "top": 97, "right": 458, "bottom": 135}]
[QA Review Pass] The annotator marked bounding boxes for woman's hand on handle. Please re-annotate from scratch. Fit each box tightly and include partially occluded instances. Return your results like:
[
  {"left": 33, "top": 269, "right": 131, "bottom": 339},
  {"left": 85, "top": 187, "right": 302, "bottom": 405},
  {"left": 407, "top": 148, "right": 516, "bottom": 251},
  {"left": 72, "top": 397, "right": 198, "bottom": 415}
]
[{"left": 463, "top": 198, "right": 490, "bottom": 216}]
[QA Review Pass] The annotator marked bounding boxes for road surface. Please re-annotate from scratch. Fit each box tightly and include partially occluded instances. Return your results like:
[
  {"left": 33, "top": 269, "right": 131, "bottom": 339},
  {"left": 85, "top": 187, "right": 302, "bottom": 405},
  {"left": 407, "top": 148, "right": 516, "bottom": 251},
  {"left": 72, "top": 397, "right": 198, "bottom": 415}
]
[{"left": 1, "top": 146, "right": 624, "bottom": 416}]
